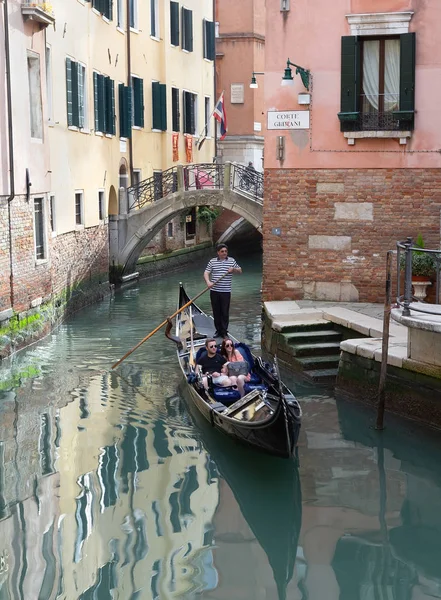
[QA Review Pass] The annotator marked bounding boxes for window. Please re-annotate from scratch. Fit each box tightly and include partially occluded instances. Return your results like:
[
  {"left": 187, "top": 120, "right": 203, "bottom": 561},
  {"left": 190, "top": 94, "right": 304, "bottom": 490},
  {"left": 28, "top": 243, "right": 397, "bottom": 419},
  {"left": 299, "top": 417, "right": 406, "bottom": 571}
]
[
  {"left": 93, "top": 72, "right": 115, "bottom": 135},
  {"left": 45, "top": 45, "right": 53, "bottom": 124},
  {"left": 183, "top": 91, "right": 196, "bottom": 135},
  {"left": 167, "top": 222, "right": 173, "bottom": 237},
  {"left": 34, "top": 198, "right": 45, "bottom": 259},
  {"left": 132, "top": 76, "right": 144, "bottom": 127},
  {"left": 151, "top": 0, "right": 159, "bottom": 37},
  {"left": 98, "top": 190, "right": 105, "bottom": 220},
  {"left": 117, "top": 0, "right": 124, "bottom": 28},
  {"left": 204, "top": 97, "right": 211, "bottom": 137},
  {"left": 338, "top": 33, "right": 415, "bottom": 132},
  {"left": 49, "top": 194, "right": 55, "bottom": 232},
  {"left": 172, "top": 87, "right": 180, "bottom": 132},
  {"left": 129, "top": 0, "right": 137, "bottom": 29},
  {"left": 152, "top": 82, "right": 167, "bottom": 131},
  {"left": 132, "top": 169, "right": 141, "bottom": 187},
  {"left": 92, "top": 0, "right": 112, "bottom": 20},
  {"left": 153, "top": 171, "right": 163, "bottom": 200},
  {"left": 170, "top": 1, "right": 179, "bottom": 46},
  {"left": 181, "top": 7, "right": 193, "bottom": 52},
  {"left": 119, "top": 83, "right": 132, "bottom": 138},
  {"left": 203, "top": 19, "right": 215, "bottom": 60},
  {"left": 66, "top": 59, "right": 88, "bottom": 129},
  {"left": 27, "top": 52, "right": 43, "bottom": 139},
  {"left": 75, "top": 191, "right": 83, "bottom": 225}
]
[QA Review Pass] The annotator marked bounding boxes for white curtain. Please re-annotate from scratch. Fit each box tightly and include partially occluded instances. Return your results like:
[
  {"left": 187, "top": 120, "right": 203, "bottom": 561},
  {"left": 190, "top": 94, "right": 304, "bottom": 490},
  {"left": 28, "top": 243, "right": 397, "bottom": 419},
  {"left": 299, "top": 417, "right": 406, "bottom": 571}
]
[
  {"left": 363, "top": 40, "right": 380, "bottom": 111},
  {"left": 384, "top": 39, "right": 400, "bottom": 112}
]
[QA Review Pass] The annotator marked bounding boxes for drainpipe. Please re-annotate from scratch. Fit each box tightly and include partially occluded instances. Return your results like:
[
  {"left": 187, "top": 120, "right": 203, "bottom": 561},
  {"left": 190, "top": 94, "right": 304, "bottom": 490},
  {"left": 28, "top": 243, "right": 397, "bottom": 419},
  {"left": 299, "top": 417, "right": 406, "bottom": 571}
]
[
  {"left": 126, "top": 0, "right": 134, "bottom": 184},
  {"left": 3, "top": 0, "right": 15, "bottom": 307}
]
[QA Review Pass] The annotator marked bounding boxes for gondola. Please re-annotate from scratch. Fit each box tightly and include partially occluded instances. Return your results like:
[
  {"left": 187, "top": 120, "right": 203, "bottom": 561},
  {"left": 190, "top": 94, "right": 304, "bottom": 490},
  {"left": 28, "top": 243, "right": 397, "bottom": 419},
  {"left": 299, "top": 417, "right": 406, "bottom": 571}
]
[{"left": 169, "top": 283, "right": 302, "bottom": 458}]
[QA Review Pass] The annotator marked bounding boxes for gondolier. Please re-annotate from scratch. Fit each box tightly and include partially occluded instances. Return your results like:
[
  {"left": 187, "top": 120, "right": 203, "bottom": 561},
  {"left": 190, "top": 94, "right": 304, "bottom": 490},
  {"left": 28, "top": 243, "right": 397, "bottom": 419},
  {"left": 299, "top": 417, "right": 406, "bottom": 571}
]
[{"left": 204, "top": 243, "right": 242, "bottom": 338}]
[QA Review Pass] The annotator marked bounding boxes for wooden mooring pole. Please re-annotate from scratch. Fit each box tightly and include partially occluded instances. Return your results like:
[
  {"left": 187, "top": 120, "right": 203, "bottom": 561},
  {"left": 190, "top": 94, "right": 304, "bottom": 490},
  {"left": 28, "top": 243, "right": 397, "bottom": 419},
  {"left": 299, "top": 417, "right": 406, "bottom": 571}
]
[{"left": 376, "top": 250, "right": 393, "bottom": 430}]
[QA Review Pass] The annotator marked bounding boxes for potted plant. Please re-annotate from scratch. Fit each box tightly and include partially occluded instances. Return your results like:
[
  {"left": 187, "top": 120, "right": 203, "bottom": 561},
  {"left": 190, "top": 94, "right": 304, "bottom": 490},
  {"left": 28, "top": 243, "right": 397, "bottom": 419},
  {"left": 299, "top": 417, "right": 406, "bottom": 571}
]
[{"left": 401, "top": 234, "right": 436, "bottom": 300}]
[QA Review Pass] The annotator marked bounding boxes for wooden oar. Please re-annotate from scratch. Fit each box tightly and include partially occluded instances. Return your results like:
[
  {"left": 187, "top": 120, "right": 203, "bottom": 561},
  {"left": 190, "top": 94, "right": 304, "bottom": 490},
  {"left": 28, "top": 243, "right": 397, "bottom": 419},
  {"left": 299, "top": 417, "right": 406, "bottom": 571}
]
[
  {"left": 111, "top": 271, "right": 228, "bottom": 369},
  {"left": 189, "top": 304, "right": 196, "bottom": 368}
]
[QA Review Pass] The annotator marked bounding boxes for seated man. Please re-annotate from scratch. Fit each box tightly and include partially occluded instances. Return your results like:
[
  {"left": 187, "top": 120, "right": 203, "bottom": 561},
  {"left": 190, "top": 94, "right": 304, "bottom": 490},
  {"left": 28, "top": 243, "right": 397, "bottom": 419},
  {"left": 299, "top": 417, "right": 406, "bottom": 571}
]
[{"left": 196, "top": 338, "right": 233, "bottom": 390}]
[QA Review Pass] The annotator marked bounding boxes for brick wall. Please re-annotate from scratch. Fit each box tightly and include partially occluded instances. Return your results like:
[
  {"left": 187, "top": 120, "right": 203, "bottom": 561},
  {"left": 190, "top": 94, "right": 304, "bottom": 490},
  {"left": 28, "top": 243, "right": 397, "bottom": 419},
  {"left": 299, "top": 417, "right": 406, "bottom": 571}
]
[{"left": 263, "top": 169, "right": 441, "bottom": 303}]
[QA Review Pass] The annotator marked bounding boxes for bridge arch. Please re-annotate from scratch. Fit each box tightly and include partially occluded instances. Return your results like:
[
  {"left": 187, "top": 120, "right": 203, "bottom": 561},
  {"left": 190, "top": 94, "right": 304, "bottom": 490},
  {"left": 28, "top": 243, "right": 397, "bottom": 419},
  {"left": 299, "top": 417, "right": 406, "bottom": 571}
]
[{"left": 108, "top": 163, "right": 263, "bottom": 277}]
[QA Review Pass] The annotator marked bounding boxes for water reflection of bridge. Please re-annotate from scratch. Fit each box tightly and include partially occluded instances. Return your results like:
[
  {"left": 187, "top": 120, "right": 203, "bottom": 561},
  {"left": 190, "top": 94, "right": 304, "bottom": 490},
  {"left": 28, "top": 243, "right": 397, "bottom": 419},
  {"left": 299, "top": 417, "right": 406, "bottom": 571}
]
[{"left": 109, "top": 162, "right": 264, "bottom": 277}]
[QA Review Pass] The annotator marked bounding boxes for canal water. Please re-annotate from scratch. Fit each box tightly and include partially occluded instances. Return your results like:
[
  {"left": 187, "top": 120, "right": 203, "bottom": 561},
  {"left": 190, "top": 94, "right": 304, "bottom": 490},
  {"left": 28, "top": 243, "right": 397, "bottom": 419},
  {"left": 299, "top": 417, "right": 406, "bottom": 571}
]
[{"left": 1, "top": 252, "right": 441, "bottom": 599}]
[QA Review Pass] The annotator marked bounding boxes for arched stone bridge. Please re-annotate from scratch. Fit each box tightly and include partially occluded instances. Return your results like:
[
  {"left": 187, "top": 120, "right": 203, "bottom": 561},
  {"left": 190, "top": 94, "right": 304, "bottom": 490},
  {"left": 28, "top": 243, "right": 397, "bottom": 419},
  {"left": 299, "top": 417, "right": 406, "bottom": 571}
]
[{"left": 109, "top": 162, "right": 263, "bottom": 278}]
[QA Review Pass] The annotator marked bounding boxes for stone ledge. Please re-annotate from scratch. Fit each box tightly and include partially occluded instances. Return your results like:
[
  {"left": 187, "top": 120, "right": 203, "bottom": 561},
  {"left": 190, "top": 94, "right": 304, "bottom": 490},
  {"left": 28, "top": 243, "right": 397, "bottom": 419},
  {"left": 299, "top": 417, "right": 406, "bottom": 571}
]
[{"left": 0, "top": 309, "right": 13, "bottom": 323}]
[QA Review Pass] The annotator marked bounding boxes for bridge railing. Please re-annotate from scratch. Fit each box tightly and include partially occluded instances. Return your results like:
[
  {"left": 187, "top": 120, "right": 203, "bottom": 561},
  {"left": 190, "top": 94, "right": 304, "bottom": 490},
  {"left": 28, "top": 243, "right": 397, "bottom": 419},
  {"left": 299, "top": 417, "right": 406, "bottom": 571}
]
[
  {"left": 127, "top": 161, "right": 263, "bottom": 211},
  {"left": 230, "top": 163, "right": 263, "bottom": 203}
]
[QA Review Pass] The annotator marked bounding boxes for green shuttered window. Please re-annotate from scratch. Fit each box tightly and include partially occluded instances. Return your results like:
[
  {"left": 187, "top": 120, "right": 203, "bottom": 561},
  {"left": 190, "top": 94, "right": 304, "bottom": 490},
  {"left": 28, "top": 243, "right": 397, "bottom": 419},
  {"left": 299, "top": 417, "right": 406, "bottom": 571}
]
[
  {"left": 93, "top": 72, "right": 116, "bottom": 135},
  {"left": 132, "top": 77, "right": 144, "bottom": 127},
  {"left": 203, "top": 19, "right": 215, "bottom": 61},
  {"left": 181, "top": 7, "right": 193, "bottom": 52},
  {"left": 66, "top": 58, "right": 87, "bottom": 129},
  {"left": 119, "top": 83, "right": 132, "bottom": 138},
  {"left": 152, "top": 82, "right": 167, "bottom": 131},
  {"left": 92, "top": 0, "right": 113, "bottom": 20},
  {"left": 172, "top": 87, "right": 180, "bottom": 132},
  {"left": 183, "top": 91, "right": 196, "bottom": 135},
  {"left": 338, "top": 33, "right": 415, "bottom": 132},
  {"left": 170, "top": 1, "right": 179, "bottom": 46}
]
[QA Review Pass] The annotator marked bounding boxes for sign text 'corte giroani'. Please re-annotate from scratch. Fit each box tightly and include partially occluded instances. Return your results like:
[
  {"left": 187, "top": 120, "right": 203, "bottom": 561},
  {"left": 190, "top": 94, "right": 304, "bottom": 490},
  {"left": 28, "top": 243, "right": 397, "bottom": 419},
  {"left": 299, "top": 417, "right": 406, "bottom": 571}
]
[{"left": 267, "top": 110, "right": 310, "bottom": 130}]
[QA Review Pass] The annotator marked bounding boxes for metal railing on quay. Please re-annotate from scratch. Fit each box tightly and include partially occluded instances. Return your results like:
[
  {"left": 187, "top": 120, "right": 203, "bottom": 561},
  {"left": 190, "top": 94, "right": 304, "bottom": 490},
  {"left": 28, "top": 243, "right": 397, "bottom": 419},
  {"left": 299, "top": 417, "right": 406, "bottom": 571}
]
[
  {"left": 231, "top": 163, "right": 263, "bottom": 203},
  {"left": 396, "top": 237, "right": 441, "bottom": 316},
  {"left": 128, "top": 166, "right": 178, "bottom": 211}
]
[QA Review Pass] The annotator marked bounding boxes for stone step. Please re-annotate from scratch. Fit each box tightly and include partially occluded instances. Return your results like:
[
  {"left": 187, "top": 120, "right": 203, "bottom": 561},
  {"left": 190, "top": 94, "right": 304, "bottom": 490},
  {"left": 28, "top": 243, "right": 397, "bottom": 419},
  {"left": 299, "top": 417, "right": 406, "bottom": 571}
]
[
  {"left": 289, "top": 341, "right": 342, "bottom": 357},
  {"left": 303, "top": 368, "right": 339, "bottom": 383},
  {"left": 285, "top": 329, "right": 342, "bottom": 344},
  {"left": 279, "top": 321, "right": 336, "bottom": 334},
  {"left": 296, "top": 354, "right": 341, "bottom": 370}
]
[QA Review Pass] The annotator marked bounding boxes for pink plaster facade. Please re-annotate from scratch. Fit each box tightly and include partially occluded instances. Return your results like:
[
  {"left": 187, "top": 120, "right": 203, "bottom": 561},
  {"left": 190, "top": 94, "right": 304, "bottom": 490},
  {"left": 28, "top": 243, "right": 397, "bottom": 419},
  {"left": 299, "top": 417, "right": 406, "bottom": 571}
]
[
  {"left": 216, "top": 0, "right": 265, "bottom": 169},
  {"left": 262, "top": 0, "right": 441, "bottom": 302}
]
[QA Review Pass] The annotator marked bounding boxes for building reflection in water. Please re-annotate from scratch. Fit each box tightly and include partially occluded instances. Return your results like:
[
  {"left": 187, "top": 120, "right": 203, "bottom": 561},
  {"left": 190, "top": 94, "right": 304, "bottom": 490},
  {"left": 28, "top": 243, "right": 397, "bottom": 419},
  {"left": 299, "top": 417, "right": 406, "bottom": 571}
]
[{"left": 0, "top": 367, "right": 441, "bottom": 598}]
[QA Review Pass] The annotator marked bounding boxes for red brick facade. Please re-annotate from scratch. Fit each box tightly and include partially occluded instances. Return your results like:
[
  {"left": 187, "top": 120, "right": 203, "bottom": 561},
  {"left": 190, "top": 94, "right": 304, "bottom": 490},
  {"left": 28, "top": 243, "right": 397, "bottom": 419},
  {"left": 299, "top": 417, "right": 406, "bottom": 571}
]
[{"left": 262, "top": 168, "right": 441, "bottom": 303}]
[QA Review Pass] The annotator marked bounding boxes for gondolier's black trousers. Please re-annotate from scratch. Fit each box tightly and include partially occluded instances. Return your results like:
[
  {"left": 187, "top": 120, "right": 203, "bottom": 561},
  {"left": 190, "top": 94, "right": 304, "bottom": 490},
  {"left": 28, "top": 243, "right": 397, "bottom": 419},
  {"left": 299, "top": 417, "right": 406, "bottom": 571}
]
[{"left": 210, "top": 290, "right": 231, "bottom": 337}]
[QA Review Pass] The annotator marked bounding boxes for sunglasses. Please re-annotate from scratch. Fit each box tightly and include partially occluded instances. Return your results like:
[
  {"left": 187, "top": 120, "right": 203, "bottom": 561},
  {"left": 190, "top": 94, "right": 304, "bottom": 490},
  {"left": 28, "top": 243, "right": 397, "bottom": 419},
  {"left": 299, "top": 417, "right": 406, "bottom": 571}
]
[
  {"left": 225, "top": 343, "right": 233, "bottom": 348},
  {"left": 208, "top": 344, "right": 216, "bottom": 349}
]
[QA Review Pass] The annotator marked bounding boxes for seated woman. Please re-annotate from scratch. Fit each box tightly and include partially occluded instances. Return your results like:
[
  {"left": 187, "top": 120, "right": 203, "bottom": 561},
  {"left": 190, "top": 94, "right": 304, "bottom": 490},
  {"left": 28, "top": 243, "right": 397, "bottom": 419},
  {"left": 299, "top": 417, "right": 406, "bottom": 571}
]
[{"left": 220, "top": 338, "right": 251, "bottom": 398}]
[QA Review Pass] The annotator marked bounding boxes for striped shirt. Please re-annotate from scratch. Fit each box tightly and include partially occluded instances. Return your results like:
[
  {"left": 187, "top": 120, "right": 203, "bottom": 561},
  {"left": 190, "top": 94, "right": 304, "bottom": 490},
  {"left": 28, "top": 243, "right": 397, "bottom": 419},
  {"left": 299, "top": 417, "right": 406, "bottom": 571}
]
[{"left": 205, "top": 256, "right": 240, "bottom": 292}]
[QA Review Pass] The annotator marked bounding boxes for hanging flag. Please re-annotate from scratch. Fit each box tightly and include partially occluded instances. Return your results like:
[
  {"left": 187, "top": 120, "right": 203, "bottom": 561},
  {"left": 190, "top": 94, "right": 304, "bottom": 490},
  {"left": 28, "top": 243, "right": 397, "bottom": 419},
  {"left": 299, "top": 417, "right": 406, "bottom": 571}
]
[
  {"left": 172, "top": 132, "right": 179, "bottom": 161},
  {"left": 185, "top": 134, "right": 193, "bottom": 162},
  {"left": 213, "top": 91, "right": 228, "bottom": 140}
]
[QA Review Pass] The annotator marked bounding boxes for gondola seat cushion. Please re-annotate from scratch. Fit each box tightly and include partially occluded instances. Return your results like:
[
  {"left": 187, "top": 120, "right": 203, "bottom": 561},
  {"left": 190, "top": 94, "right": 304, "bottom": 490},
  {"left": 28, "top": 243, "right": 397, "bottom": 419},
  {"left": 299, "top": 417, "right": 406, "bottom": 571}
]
[
  {"left": 234, "top": 343, "right": 261, "bottom": 385},
  {"left": 244, "top": 382, "right": 268, "bottom": 395},
  {"left": 211, "top": 386, "right": 241, "bottom": 404}
]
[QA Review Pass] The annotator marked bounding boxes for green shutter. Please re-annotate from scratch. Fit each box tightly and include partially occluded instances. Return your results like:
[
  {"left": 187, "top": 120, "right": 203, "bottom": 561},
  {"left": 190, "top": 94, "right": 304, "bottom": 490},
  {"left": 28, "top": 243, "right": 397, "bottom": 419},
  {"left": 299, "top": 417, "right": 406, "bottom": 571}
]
[
  {"left": 183, "top": 90, "right": 194, "bottom": 134},
  {"left": 97, "top": 74, "right": 105, "bottom": 133},
  {"left": 104, "top": 76, "right": 115, "bottom": 134},
  {"left": 172, "top": 87, "right": 180, "bottom": 132},
  {"left": 93, "top": 72, "right": 99, "bottom": 131},
  {"left": 152, "top": 81, "right": 161, "bottom": 130},
  {"left": 66, "top": 58, "right": 73, "bottom": 126},
  {"left": 71, "top": 61, "right": 79, "bottom": 127},
  {"left": 338, "top": 36, "right": 361, "bottom": 127},
  {"left": 119, "top": 84, "right": 132, "bottom": 138},
  {"left": 206, "top": 20, "right": 215, "bottom": 61},
  {"left": 133, "top": 77, "right": 144, "bottom": 127},
  {"left": 106, "top": 0, "right": 113, "bottom": 20},
  {"left": 186, "top": 9, "right": 193, "bottom": 52},
  {"left": 170, "top": 1, "right": 179, "bottom": 46},
  {"left": 110, "top": 79, "right": 116, "bottom": 135},
  {"left": 399, "top": 32, "right": 416, "bottom": 113},
  {"left": 159, "top": 83, "right": 167, "bottom": 131}
]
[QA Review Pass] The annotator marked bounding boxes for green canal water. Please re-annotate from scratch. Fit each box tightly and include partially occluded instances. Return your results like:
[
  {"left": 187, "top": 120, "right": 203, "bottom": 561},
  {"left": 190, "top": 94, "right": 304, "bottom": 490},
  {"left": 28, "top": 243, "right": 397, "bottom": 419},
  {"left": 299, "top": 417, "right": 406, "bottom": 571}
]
[{"left": 0, "top": 252, "right": 441, "bottom": 599}]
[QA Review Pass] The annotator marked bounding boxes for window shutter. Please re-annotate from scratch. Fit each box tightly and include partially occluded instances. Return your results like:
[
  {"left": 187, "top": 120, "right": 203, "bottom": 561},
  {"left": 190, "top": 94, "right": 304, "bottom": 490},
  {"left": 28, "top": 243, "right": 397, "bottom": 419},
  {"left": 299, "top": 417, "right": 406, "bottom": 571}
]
[
  {"left": 71, "top": 60, "right": 79, "bottom": 127},
  {"left": 207, "top": 20, "right": 215, "bottom": 61},
  {"left": 97, "top": 74, "right": 105, "bottom": 133},
  {"left": 170, "top": 1, "right": 179, "bottom": 46},
  {"left": 150, "top": 0, "right": 156, "bottom": 36},
  {"left": 152, "top": 81, "right": 166, "bottom": 130},
  {"left": 399, "top": 32, "right": 415, "bottom": 113},
  {"left": 186, "top": 9, "right": 193, "bottom": 52},
  {"left": 66, "top": 58, "right": 73, "bottom": 126},
  {"left": 93, "top": 72, "right": 99, "bottom": 131},
  {"left": 110, "top": 79, "right": 116, "bottom": 135},
  {"left": 338, "top": 36, "right": 360, "bottom": 129},
  {"left": 119, "top": 83, "right": 132, "bottom": 138},
  {"left": 189, "top": 93, "right": 195, "bottom": 134},
  {"left": 183, "top": 90, "right": 194, "bottom": 134},
  {"left": 172, "top": 87, "right": 180, "bottom": 132},
  {"left": 133, "top": 77, "right": 144, "bottom": 127},
  {"left": 78, "top": 65, "right": 84, "bottom": 129},
  {"left": 159, "top": 83, "right": 167, "bottom": 131},
  {"left": 104, "top": 76, "right": 113, "bottom": 134}
]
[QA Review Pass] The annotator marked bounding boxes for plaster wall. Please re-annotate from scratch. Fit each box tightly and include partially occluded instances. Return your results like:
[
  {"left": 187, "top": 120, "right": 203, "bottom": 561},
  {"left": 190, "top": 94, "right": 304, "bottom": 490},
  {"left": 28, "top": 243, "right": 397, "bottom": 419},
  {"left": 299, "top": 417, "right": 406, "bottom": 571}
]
[{"left": 264, "top": 0, "right": 441, "bottom": 170}]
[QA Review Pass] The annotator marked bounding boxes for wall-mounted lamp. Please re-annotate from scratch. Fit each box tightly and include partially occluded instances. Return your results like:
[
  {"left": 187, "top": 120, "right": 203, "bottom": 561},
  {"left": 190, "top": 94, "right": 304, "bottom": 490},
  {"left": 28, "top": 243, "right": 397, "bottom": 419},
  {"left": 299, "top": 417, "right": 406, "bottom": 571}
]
[
  {"left": 281, "top": 59, "right": 310, "bottom": 91},
  {"left": 249, "top": 71, "right": 264, "bottom": 89}
]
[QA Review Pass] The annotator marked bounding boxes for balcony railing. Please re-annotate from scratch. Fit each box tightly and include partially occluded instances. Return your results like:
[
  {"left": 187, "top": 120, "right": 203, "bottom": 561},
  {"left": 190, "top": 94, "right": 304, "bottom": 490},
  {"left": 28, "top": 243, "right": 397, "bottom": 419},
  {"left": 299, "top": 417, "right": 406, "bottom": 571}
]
[
  {"left": 21, "top": 1, "right": 55, "bottom": 26},
  {"left": 339, "top": 93, "right": 414, "bottom": 133}
]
